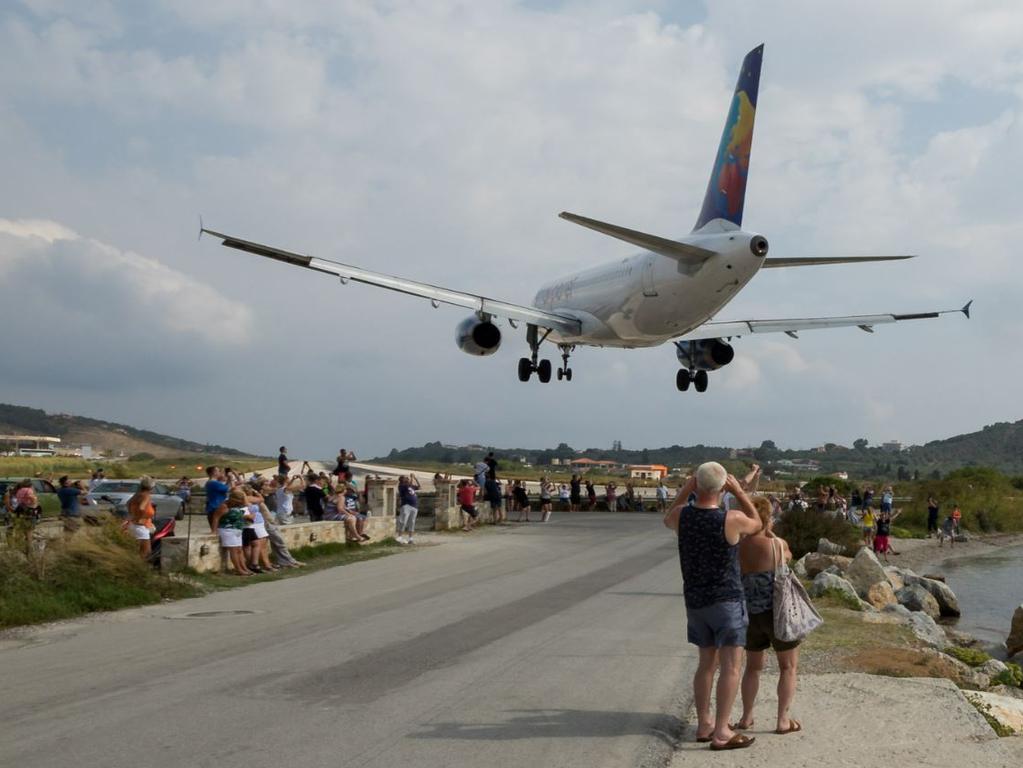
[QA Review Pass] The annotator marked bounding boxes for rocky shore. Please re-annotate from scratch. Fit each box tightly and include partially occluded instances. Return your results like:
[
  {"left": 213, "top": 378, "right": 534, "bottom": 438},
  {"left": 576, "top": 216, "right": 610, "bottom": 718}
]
[{"left": 794, "top": 535, "right": 1023, "bottom": 737}]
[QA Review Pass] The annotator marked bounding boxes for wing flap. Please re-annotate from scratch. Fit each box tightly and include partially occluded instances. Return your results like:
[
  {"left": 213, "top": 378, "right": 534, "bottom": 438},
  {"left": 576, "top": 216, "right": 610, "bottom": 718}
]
[
  {"left": 559, "top": 211, "right": 715, "bottom": 264},
  {"left": 202, "top": 228, "right": 581, "bottom": 334}
]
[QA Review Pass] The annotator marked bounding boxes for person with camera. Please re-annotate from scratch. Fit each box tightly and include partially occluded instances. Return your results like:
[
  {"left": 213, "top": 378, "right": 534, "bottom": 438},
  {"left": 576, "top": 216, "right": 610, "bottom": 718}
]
[{"left": 664, "top": 462, "right": 761, "bottom": 751}]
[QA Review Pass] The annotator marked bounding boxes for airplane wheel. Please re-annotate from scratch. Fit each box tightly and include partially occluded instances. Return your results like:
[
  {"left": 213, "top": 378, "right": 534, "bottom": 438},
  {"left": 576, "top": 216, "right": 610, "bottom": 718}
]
[
  {"left": 557, "top": 368, "right": 564, "bottom": 381},
  {"left": 676, "top": 369, "right": 690, "bottom": 392},
  {"left": 537, "top": 359, "right": 552, "bottom": 383},
  {"left": 518, "top": 358, "right": 533, "bottom": 382},
  {"left": 694, "top": 370, "right": 709, "bottom": 392},
  {"left": 565, "top": 368, "right": 573, "bottom": 382}
]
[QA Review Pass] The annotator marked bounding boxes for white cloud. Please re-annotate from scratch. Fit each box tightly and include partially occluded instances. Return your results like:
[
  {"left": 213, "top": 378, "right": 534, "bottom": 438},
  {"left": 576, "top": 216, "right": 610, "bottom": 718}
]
[
  {"left": 0, "top": 2, "right": 1021, "bottom": 456},
  {"left": 0, "top": 218, "right": 253, "bottom": 390}
]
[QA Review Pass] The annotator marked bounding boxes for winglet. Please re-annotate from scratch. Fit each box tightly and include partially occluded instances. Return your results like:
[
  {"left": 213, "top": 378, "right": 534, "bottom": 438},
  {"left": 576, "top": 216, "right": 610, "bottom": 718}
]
[
  {"left": 198, "top": 215, "right": 205, "bottom": 242},
  {"left": 962, "top": 300, "right": 972, "bottom": 319}
]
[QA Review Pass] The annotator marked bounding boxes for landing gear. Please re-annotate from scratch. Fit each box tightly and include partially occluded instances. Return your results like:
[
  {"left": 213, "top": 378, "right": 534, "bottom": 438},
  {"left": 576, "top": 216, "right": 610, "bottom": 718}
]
[
  {"left": 518, "top": 324, "right": 554, "bottom": 383},
  {"left": 557, "top": 344, "right": 575, "bottom": 382},
  {"left": 537, "top": 359, "right": 552, "bottom": 383},
  {"left": 518, "top": 357, "right": 533, "bottom": 382},
  {"left": 676, "top": 368, "right": 709, "bottom": 393}
]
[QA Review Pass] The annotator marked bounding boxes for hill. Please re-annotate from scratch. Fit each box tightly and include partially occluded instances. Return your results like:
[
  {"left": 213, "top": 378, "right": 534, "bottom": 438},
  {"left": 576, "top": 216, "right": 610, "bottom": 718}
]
[
  {"left": 0, "top": 403, "right": 250, "bottom": 459},
  {"left": 377, "top": 417, "right": 1023, "bottom": 479}
]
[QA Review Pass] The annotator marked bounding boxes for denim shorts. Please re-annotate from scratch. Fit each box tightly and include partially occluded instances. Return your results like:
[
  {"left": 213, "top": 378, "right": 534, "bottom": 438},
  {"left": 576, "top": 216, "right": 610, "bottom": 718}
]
[{"left": 686, "top": 600, "right": 748, "bottom": 648}]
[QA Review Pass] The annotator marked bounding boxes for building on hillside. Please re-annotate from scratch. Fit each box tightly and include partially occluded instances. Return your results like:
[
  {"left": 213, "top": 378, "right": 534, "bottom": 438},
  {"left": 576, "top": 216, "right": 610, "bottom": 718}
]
[
  {"left": 629, "top": 464, "right": 669, "bottom": 480},
  {"left": 0, "top": 434, "right": 61, "bottom": 457},
  {"left": 569, "top": 458, "right": 618, "bottom": 472},
  {"left": 831, "top": 471, "right": 849, "bottom": 481},
  {"left": 882, "top": 440, "right": 904, "bottom": 452}
]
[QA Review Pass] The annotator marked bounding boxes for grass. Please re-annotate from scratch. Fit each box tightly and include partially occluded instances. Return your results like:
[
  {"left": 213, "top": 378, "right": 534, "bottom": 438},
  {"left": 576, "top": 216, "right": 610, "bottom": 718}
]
[
  {"left": 0, "top": 519, "right": 405, "bottom": 628},
  {"left": 800, "top": 605, "right": 913, "bottom": 655},
  {"left": 993, "top": 663, "right": 1023, "bottom": 688},
  {"left": 945, "top": 646, "right": 992, "bottom": 667},
  {"left": 814, "top": 587, "right": 863, "bottom": 612},
  {"left": 0, "top": 520, "right": 198, "bottom": 628}
]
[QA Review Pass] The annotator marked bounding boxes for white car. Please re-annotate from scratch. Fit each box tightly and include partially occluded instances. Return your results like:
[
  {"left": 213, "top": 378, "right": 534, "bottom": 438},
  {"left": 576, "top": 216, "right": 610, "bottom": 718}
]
[{"left": 87, "top": 480, "right": 185, "bottom": 520}]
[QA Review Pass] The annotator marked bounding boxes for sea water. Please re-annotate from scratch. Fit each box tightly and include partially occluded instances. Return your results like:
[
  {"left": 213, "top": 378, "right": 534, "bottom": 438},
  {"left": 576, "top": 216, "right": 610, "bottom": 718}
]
[{"left": 939, "top": 544, "right": 1023, "bottom": 654}]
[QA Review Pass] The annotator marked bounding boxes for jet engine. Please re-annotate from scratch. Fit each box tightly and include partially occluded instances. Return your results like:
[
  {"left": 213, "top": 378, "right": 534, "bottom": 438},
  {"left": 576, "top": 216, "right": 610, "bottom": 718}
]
[
  {"left": 675, "top": 339, "right": 735, "bottom": 370},
  {"left": 455, "top": 317, "right": 502, "bottom": 356}
]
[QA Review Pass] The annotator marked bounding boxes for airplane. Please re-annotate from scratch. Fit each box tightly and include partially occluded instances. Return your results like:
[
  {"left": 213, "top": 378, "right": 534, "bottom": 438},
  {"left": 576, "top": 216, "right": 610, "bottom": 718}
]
[{"left": 202, "top": 43, "right": 970, "bottom": 393}]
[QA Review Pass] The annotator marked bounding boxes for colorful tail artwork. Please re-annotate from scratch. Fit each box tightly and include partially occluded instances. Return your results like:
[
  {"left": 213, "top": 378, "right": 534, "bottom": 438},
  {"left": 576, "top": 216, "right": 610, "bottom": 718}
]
[{"left": 693, "top": 44, "right": 764, "bottom": 232}]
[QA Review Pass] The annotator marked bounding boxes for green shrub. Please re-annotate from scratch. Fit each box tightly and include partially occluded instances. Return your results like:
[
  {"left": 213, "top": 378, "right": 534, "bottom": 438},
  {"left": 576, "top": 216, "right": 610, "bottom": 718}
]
[
  {"left": 890, "top": 526, "right": 915, "bottom": 539},
  {"left": 993, "top": 663, "right": 1023, "bottom": 688},
  {"left": 128, "top": 452, "right": 155, "bottom": 462},
  {"left": 945, "top": 646, "right": 992, "bottom": 667},
  {"left": 775, "top": 505, "right": 861, "bottom": 559}
]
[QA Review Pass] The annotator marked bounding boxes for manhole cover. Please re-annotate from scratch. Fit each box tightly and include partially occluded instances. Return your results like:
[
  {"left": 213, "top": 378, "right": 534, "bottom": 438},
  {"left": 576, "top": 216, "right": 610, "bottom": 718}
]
[{"left": 166, "top": 610, "right": 261, "bottom": 619}]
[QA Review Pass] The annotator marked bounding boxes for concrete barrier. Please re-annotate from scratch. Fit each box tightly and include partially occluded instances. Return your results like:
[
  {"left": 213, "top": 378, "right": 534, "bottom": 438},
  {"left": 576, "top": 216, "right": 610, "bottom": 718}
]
[{"left": 432, "top": 479, "right": 500, "bottom": 530}]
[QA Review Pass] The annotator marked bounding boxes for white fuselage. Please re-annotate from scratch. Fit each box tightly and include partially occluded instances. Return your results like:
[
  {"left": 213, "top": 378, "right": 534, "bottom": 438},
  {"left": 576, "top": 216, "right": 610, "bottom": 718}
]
[{"left": 534, "top": 227, "right": 766, "bottom": 348}]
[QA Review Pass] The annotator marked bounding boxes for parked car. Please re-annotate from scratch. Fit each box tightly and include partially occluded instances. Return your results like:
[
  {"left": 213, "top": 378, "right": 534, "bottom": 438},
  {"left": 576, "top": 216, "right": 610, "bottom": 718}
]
[{"left": 87, "top": 480, "right": 185, "bottom": 520}]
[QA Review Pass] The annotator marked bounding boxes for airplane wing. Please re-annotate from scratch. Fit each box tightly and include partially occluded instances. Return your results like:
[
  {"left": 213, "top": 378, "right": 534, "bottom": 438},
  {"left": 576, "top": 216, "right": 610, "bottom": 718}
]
[
  {"left": 762, "top": 255, "right": 914, "bottom": 267},
  {"left": 676, "top": 301, "right": 971, "bottom": 341},
  {"left": 200, "top": 228, "right": 582, "bottom": 335}
]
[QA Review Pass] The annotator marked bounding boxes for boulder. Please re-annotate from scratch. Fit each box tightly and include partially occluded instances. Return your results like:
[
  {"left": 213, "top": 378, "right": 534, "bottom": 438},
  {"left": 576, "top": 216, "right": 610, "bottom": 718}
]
[
  {"left": 1008, "top": 604, "right": 1023, "bottom": 657},
  {"left": 865, "top": 581, "right": 898, "bottom": 610},
  {"left": 922, "top": 573, "right": 946, "bottom": 583},
  {"left": 817, "top": 537, "right": 846, "bottom": 555},
  {"left": 883, "top": 566, "right": 905, "bottom": 592},
  {"left": 845, "top": 547, "right": 888, "bottom": 598},
  {"left": 897, "top": 584, "right": 941, "bottom": 618},
  {"left": 905, "top": 574, "right": 961, "bottom": 617},
  {"left": 964, "top": 691, "right": 1023, "bottom": 735},
  {"left": 809, "top": 571, "right": 858, "bottom": 602},
  {"left": 803, "top": 552, "right": 851, "bottom": 578},
  {"left": 823, "top": 565, "right": 842, "bottom": 576},
  {"left": 882, "top": 603, "right": 912, "bottom": 620},
  {"left": 907, "top": 612, "right": 948, "bottom": 649},
  {"left": 978, "top": 658, "right": 1008, "bottom": 678},
  {"left": 792, "top": 554, "right": 808, "bottom": 579}
]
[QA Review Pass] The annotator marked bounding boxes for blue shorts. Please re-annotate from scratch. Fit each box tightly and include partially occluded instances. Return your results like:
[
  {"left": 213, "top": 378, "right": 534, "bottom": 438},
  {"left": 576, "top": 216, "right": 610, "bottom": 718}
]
[{"left": 685, "top": 600, "right": 748, "bottom": 648}]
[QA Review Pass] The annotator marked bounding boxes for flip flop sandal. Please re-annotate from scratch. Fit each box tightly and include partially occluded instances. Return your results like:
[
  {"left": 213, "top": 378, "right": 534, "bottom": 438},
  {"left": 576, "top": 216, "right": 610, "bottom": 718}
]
[
  {"left": 729, "top": 720, "right": 754, "bottom": 731},
  {"left": 695, "top": 735, "right": 713, "bottom": 743},
  {"left": 775, "top": 720, "right": 802, "bottom": 735},
  {"left": 710, "top": 734, "right": 755, "bottom": 751}
]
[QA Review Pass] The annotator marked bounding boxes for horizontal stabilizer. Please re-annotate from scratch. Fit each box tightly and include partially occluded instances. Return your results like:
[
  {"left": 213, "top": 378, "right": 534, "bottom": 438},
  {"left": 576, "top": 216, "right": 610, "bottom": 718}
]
[
  {"left": 762, "top": 255, "right": 914, "bottom": 268},
  {"left": 559, "top": 212, "right": 715, "bottom": 264}
]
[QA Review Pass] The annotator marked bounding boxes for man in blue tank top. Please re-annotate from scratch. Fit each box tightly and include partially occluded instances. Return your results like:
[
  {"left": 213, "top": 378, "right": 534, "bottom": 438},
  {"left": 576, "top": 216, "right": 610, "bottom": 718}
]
[{"left": 664, "top": 461, "right": 762, "bottom": 751}]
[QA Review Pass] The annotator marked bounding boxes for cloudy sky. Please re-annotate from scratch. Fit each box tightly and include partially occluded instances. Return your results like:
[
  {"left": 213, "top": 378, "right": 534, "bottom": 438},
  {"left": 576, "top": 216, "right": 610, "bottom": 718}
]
[{"left": 0, "top": 1, "right": 1018, "bottom": 459}]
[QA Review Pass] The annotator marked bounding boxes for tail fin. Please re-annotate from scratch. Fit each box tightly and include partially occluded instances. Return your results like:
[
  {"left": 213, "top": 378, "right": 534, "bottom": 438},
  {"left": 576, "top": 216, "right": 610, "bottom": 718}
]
[{"left": 693, "top": 44, "right": 764, "bottom": 232}]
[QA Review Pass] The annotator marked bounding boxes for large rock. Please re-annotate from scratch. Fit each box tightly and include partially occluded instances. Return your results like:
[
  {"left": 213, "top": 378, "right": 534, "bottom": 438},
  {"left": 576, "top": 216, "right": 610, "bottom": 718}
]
[
  {"left": 792, "top": 554, "right": 808, "bottom": 579},
  {"left": 989, "top": 685, "right": 1023, "bottom": 702},
  {"left": 978, "top": 658, "right": 1008, "bottom": 678},
  {"left": 907, "top": 612, "right": 948, "bottom": 649},
  {"left": 809, "top": 571, "right": 858, "bottom": 602},
  {"left": 883, "top": 567, "right": 906, "bottom": 592},
  {"left": 905, "top": 574, "right": 961, "bottom": 617},
  {"left": 882, "top": 603, "right": 912, "bottom": 620},
  {"left": 1008, "top": 604, "right": 1023, "bottom": 657},
  {"left": 897, "top": 584, "right": 941, "bottom": 618},
  {"left": 965, "top": 691, "right": 1023, "bottom": 735},
  {"left": 817, "top": 537, "right": 846, "bottom": 555},
  {"left": 845, "top": 547, "right": 888, "bottom": 598},
  {"left": 803, "top": 552, "right": 851, "bottom": 578},
  {"left": 865, "top": 581, "right": 898, "bottom": 610}
]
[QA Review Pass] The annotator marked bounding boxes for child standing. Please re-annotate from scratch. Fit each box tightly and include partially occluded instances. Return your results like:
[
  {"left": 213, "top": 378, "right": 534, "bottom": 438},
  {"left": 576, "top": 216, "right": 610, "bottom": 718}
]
[{"left": 861, "top": 506, "right": 876, "bottom": 549}]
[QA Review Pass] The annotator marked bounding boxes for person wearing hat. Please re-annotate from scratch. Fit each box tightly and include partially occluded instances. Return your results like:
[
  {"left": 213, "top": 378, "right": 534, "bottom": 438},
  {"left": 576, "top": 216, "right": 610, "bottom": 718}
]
[
  {"left": 210, "top": 488, "right": 255, "bottom": 575},
  {"left": 127, "top": 476, "right": 157, "bottom": 560}
]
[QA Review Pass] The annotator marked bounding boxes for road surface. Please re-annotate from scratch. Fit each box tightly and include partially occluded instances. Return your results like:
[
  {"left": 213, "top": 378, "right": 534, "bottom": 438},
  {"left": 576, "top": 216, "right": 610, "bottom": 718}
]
[{"left": 1, "top": 513, "right": 695, "bottom": 768}]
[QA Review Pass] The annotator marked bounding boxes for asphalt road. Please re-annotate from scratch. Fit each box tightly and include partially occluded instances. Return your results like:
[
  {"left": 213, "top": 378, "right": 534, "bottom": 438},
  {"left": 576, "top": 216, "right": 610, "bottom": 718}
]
[{"left": 0, "top": 513, "right": 695, "bottom": 768}]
